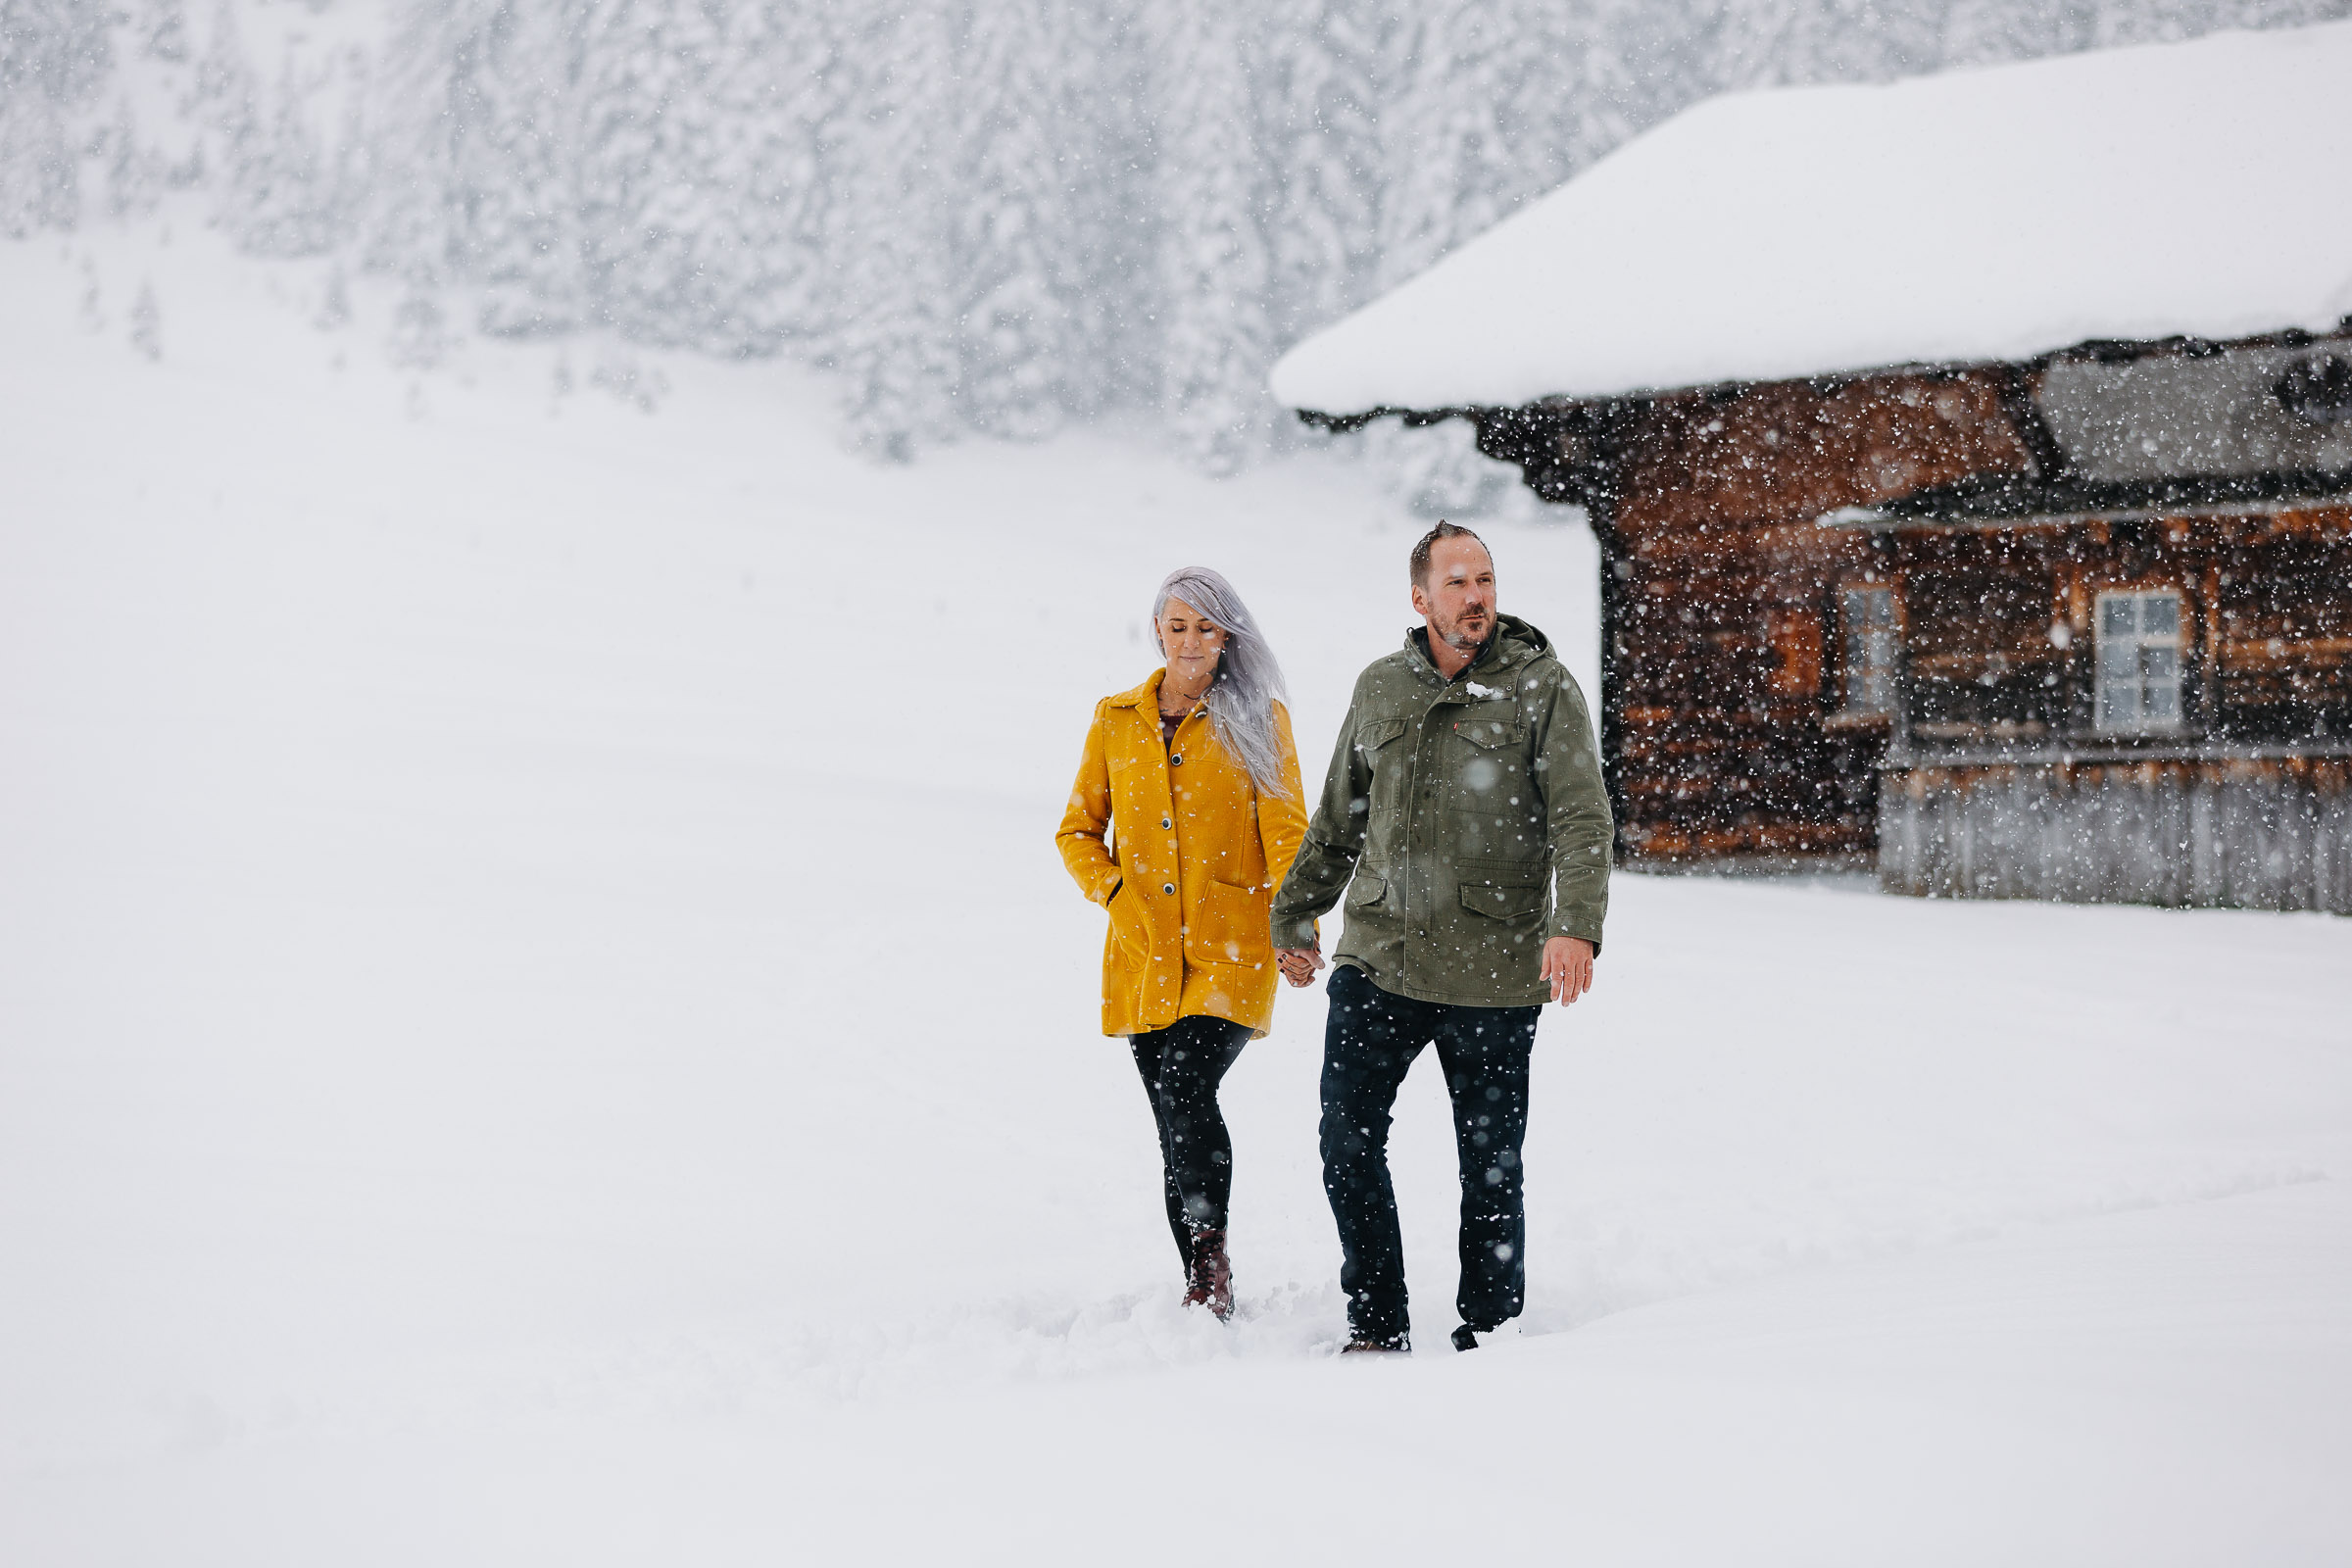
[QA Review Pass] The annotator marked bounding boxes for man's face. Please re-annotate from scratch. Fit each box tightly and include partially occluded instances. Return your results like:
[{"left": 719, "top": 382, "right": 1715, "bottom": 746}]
[{"left": 1411, "top": 537, "right": 1497, "bottom": 652}]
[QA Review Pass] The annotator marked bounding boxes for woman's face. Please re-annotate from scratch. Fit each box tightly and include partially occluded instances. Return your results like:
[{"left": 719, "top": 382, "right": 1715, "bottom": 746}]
[{"left": 1156, "top": 596, "right": 1228, "bottom": 689}]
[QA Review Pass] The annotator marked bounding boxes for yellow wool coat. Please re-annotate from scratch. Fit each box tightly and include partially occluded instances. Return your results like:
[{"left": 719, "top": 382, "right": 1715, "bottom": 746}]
[{"left": 1056, "top": 671, "right": 1309, "bottom": 1039}]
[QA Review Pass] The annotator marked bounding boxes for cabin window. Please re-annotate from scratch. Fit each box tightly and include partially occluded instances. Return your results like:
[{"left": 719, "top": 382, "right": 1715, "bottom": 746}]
[
  {"left": 2094, "top": 589, "right": 2183, "bottom": 731},
  {"left": 1839, "top": 586, "right": 1896, "bottom": 714}
]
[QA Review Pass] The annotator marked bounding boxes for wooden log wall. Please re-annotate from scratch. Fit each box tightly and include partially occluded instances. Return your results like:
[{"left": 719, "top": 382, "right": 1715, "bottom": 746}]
[
  {"left": 1604, "top": 369, "right": 2035, "bottom": 859},
  {"left": 1886, "top": 509, "right": 2352, "bottom": 747},
  {"left": 1879, "top": 757, "right": 2352, "bottom": 913}
]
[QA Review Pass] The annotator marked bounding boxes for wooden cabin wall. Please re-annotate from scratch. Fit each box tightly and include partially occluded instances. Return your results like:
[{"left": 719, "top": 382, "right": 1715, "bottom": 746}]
[
  {"left": 2207, "top": 510, "right": 2352, "bottom": 740},
  {"left": 1886, "top": 508, "right": 2352, "bottom": 748},
  {"left": 1601, "top": 369, "right": 2035, "bottom": 859},
  {"left": 1877, "top": 507, "right": 2352, "bottom": 913},
  {"left": 1897, "top": 528, "right": 2073, "bottom": 740}
]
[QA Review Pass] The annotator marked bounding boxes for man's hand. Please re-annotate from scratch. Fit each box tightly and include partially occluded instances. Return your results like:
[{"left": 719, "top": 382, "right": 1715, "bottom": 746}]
[
  {"left": 1275, "top": 946, "right": 1326, "bottom": 988},
  {"left": 1542, "top": 936, "right": 1595, "bottom": 1005}
]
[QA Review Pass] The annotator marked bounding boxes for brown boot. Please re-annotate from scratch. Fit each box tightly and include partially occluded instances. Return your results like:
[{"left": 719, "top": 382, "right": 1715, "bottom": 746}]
[
  {"left": 1184, "top": 1227, "right": 1234, "bottom": 1321},
  {"left": 1339, "top": 1331, "right": 1410, "bottom": 1354}
]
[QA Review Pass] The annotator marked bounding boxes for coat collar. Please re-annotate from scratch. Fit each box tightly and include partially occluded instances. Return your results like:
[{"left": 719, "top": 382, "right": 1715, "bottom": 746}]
[{"left": 1104, "top": 668, "right": 1167, "bottom": 710}]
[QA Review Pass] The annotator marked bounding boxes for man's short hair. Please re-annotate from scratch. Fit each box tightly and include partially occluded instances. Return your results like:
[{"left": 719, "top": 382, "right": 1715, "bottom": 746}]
[{"left": 1409, "top": 520, "right": 1491, "bottom": 590}]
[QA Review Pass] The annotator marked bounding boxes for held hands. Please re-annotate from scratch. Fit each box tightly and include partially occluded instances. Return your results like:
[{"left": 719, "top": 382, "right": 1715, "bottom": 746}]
[
  {"left": 1543, "top": 936, "right": 1595, "bottom": 1005},
  {"left": 1275, "top": 946, "right": 1325, "bottom": 988},
  {"left": 1279, "top": 937, "right": 1593, "bottom": 1004}
]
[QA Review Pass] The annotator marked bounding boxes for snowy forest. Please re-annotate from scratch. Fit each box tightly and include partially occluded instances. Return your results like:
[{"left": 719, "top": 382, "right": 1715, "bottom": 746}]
[{"left": 4, "top": 0, "right": 2345, "bottom": 501}]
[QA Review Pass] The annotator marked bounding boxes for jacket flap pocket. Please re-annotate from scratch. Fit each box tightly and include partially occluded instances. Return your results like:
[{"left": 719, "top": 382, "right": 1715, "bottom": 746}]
[
  {"left": 1461, "top": 882, "right": 1543, "bottom": 918},
  {"left": 1356, "top": 717, "right": 1407, "bottom": 751},
  {"left": 1346, "top": 871, "right": 1388, "bottom": 906},
  {"left": 1451, "top": 713, "right": 1525, "bottom": 750},
  {"left": 1457, "top": 856, "right": 1544, "bottom": 888}
]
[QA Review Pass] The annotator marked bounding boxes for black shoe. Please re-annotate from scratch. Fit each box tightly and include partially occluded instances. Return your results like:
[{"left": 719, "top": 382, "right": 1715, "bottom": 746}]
[{"left": 1451, "top": 1320, "right": 1519, "bottom": 1351}]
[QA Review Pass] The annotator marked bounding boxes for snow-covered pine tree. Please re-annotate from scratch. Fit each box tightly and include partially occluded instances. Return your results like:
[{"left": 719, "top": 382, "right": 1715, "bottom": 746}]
[
  {"left": 471, "top": 0, "right": 584, "bottom": 336},
  {"left": 1038, "top": 0, "right": 1153, "bottom": 416},
  {"left": 1361, "top": 0, "right": 1553, "bottom": 513},
  {"left": 387, "top": 273, "right": 449, "bottom": 367},
  {"left": 1548, "top": 0, "right": 1661, "bottom": 175},
  {"left": 324, "top": 50, "right": 374, "bottom": 264},
  {"left": 128, "top": 279, "right": 161, "bottom": 360},
  {"left": 828, "top": 1, "right": 961, "bottom": 462},
  {"left": 364, "top": 0, "right": 505, "bottom": 285},
  {"left": 953, "top": 0, "right": 1088, "bottom": 440},
  {"left": 317, "top": 260, "right": 353, "bottom": 330},
  {"left": 2088, "top": 0, "right": 2345, "bottom": 48},
  {"left": 708, "top": 0, "right": 852, "bottom": 354},
  {"left": 613, "top": 0, "right": 823, "bottom": 356},
  {"left": 1709, "top": 0, "right": 1948, "bottom": 89},
  {"left": 142, "top": 0, "right": 188, "bottom": 64},
  {"left": 0, "top": 0, "right": 114, "bottom": 236},
  {"left": 105, "top": 95, "right": 163, "bottom": 219},
  {"left": 570, "top": 0, "right": 706, "bottom": 342},
  {"left": 194, "top": 0, "right": 270, "bottom": 239},
  {"left": 1933, "top": 0, "right": 2096, "bottom": 68},
  {"left": 1256, "top": 0, "right": 1388, "bottom": 357},
  {"left": 237, "top": 52, "right": 336, "bottom": 256},
  {"left": 1147, "top": 2, "right": 1275, "bottom": 474}
]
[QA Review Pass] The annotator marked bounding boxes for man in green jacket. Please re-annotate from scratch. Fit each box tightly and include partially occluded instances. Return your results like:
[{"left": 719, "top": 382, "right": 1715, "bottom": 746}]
[{"left": 1272, "top": 521, "right": 1612, "bottom": 1353}]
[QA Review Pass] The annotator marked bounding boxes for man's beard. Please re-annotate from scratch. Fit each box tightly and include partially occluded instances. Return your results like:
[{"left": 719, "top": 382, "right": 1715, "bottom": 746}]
[{"left": 1437, "top": 608, "right": 1492, "bottom": 652}]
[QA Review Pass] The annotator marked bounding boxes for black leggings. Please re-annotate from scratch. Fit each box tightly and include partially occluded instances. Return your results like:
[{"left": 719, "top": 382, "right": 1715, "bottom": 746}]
[{"left": 1130, "top": 1014, "right": 1251, "bottom": 1265}]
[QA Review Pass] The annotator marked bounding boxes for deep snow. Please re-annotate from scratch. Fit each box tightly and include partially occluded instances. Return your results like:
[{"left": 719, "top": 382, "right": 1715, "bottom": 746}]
[
  {"left": 1271, "top": 21, "right": 2352, "bottom": 413},
  {"left": 4, "top": 220, "right": 2351, "bottom": 1565}
]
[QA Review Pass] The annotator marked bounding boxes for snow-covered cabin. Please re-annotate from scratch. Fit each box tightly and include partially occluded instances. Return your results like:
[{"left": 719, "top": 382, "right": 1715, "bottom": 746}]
[{"left": 1271, "top": 23, "right": 2352, "bottom": 913}]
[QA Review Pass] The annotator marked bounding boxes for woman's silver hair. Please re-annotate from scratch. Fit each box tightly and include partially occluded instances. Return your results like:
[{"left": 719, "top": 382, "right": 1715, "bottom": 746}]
[{"left": 1152, "top": 566, "right": 1292, "bottom": 799}]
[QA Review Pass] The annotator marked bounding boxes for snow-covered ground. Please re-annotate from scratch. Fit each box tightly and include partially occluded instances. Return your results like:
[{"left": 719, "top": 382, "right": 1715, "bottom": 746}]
[{"left": 5, "top": 221, "right": 2350, "bottom": 1565}]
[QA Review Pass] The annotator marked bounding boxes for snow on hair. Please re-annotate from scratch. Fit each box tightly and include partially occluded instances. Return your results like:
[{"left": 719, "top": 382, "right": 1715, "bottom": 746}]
[{"left": 1152, "top": 566, "right": 1292, "bottom": 800}]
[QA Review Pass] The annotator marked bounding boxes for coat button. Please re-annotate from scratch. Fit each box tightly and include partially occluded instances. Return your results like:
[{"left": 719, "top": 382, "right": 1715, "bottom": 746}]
[
  {"left": 1162, "top": 883, "right": 1176, "bottom": 896},
  {"left": 1170, "top": 754, "right": 1183, "bottom": 765}
]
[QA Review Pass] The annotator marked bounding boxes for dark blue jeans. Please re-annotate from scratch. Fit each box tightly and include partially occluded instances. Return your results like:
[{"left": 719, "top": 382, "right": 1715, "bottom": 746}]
[
  {"left": 1319, "top": 964, "right": 1539, "bottom": 1346},
  {"left": 1131, "top": 1014, "right": 1251, "bottom": 1267}
]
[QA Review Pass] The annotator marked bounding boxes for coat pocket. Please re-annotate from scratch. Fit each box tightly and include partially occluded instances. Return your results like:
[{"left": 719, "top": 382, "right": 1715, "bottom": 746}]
[
  {"left": 1346, "top": 870, "right": 1388, "bottom": 907},
  {"left": 1106, "top": 880, "right": 1152, "bottom": 955},
  {"left": 1355, "top": 717, "right": 1407, "bottom": 753},
  {"left": 1456, "top": 857, "right": 1544, "bottom": 920},
  {"left": 1461, "top": 883, "right": 1544, "bottom": 919},
  {"left": 1185, "top": 878, "right": 1266, "bottom": 967},
  {"left": 1451, "top": 712, "right": 1526, "bottom": 750}
]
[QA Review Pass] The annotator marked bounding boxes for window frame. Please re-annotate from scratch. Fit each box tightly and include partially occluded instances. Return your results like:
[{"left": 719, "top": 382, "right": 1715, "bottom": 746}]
[
  {"left": 2091, "top": 586, "right": 2188, "bottom": 734},
  {"left": 1838, "top": 583, "right": 1898, "bottom": 718}
]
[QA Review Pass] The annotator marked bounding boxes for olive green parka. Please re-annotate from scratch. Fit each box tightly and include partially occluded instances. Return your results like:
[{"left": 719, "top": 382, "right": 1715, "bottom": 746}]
[{"left": 1269, "top": 613, "right": 1611, "bottom": 1006}]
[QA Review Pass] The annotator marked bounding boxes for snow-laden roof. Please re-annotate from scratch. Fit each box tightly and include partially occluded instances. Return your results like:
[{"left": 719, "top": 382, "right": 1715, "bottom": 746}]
[{"left": 1270, "top": 23, "right": 2352, "bottom": 416}]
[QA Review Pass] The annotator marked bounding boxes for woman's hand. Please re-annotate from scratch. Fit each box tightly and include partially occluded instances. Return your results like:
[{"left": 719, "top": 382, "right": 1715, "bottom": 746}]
[{"left": 1275, "top": 946, "right": 1325, "bottom": 987}]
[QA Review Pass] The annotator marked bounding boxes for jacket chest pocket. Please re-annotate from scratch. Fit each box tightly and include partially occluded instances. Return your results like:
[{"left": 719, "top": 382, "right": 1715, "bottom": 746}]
[
  {"left": 1450, "top": 708, "right": 1525, "bottom": 796},
  {"left": 1355, "top": 716, "right": 1407, "bottom": 756},
  {"left": 1450, "top": 710, "right": 1524, "bottom": 751}
]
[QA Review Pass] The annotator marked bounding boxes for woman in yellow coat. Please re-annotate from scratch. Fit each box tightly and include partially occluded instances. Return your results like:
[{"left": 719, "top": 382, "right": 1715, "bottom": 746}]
[{"left": 1056, "top": 567, "right": 1308, "bottom": 1320}]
